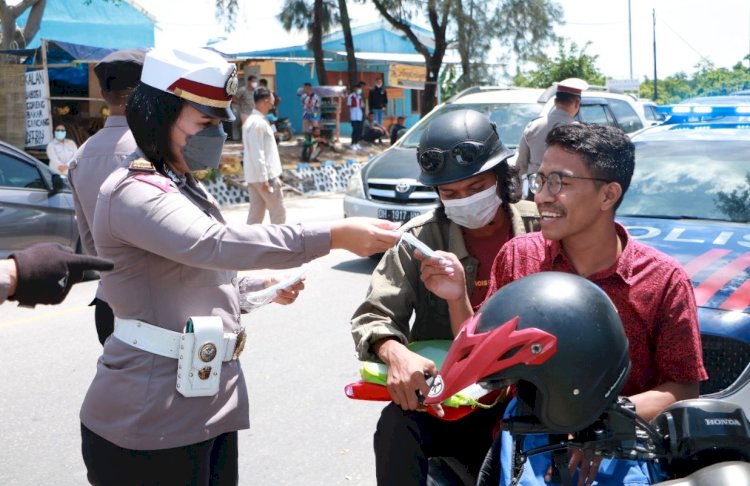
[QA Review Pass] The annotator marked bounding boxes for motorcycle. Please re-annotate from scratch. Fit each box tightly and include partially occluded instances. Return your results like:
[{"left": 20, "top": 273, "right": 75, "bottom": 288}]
[
  {"left": 348, "top": 272, "right": 750, "bottom": 485},
  {"left": 265, "top": 113, "right": 293, "bottom": 143}
]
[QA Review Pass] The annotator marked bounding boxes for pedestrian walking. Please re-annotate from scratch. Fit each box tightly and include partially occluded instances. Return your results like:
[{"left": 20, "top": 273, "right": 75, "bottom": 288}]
[{"left": 243, "top": 87, "right": 286, "bottom": 224}]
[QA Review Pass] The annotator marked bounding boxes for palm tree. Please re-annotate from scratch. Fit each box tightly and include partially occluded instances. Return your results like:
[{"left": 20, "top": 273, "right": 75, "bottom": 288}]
[{"left": 279, "top": 0, "right": 338, "bottom": 85}]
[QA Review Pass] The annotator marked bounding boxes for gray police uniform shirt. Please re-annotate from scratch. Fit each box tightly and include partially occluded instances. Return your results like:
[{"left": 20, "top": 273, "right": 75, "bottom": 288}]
[
  {"left": 69, "top": 116, "right": 137, "bottom": 301},
  {"left": 515, "top": 107, "right": 576, "bottom": 177},
  {"left": 80, "top": 157, "right": 331, "bottom": 450}
]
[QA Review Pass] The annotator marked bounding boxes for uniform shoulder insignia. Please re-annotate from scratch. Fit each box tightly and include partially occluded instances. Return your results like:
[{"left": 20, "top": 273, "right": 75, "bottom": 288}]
[
  {"left": 132, "top": 173, "right": 173, "bottom": 193},
  {"left": 128, "top": 158, "right": 156, "bottom": 172}
]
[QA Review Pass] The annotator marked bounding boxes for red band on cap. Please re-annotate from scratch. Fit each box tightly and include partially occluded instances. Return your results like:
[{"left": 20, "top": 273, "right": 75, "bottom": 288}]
[
  {"left": 557, "top": 86, "right": 582, "bottom": 95},
  {"left": 168, "top": 77, "right": 230, "bottom": 103}
]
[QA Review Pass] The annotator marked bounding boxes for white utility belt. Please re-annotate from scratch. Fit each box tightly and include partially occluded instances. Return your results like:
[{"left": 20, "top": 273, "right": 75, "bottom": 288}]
[{"left": 113, "top": 317, "right": 247, "bottom": 398}]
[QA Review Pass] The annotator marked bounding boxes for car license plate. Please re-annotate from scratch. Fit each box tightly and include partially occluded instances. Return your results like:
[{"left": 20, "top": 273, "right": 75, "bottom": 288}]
[{"left": 377, "top": 208, "right": 421, "bottom": 223}]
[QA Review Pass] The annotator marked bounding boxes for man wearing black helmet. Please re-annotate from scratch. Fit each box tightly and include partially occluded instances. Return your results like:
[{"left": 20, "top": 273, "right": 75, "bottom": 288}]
[
  {"left": 421, "top": 123, "right": 706, "bottom": 485},
  {"left": 351, "top": 109, "right": 539, "bottom": 485}
]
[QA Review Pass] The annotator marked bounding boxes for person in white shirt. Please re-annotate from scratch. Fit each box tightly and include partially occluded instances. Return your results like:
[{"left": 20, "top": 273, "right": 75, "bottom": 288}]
[
  {"left": 243, "top": 87, "right": 286, "bottom": 224},
  {"left": 348, "top": 81, "right": 365, "bottom": 151},
  {"left": 46, "top": 124, "right": 77, "bottom": 174}
]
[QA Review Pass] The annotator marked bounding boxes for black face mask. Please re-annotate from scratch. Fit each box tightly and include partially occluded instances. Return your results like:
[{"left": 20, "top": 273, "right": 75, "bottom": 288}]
[{"left": 181, "top": 123, "right": 227, "bottom": 172}]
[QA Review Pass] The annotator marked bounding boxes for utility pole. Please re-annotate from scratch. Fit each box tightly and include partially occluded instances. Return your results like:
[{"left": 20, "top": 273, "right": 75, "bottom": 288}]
[
  {"left": 628, "top": 0, "right": 633, "bottom": 81},
  {"left": 652, "top": 8, "right": 658, "bottom": 100}
]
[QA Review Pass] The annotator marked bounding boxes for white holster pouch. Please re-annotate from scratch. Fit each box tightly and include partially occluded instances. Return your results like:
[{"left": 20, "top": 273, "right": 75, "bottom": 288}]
[{"left": 113, "top": 316, "right": 247, "bottom": 398}]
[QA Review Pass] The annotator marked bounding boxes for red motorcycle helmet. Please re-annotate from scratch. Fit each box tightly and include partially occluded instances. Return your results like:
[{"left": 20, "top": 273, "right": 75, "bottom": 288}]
[{"left": 424, "top": 272, "right": 631, "bottom": 433}]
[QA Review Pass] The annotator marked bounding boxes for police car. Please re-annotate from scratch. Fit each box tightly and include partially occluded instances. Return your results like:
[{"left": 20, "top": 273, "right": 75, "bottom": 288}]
[{"left": 617, "top": 104, "right": 750, "bottom": 404}]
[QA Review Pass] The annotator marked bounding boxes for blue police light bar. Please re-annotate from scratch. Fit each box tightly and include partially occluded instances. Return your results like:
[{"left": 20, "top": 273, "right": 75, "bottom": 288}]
[{"left": 661, "top": 104, "right": 750, "bottom": 123}]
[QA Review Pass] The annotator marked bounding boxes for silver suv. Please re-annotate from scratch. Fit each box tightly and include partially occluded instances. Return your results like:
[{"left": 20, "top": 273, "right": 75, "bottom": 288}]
[{"left": 343, "top": 86, "right": 650, "bottom": 224}]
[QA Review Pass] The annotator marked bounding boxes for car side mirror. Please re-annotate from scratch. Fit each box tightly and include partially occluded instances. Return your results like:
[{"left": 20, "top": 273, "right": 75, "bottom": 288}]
[{"left": 50, "top": 173, "right": 67, "bottom": 193}]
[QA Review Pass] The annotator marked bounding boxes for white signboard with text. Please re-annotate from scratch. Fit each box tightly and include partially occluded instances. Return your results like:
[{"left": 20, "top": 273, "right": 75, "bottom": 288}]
[
  {"left": 25, "top": 70, "right": 52, "bottom": 147},
  {"left": 606, "top": 79, "right": 640, "bottom": 93}
]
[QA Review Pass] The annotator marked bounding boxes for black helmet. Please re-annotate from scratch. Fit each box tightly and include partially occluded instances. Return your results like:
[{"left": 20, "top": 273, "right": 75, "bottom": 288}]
[
  {"left": 424, "top": 272, "right": 631, "bottom": 433},
  {"left": 417, "top": 109, "right": 514, "bottom": 186}
]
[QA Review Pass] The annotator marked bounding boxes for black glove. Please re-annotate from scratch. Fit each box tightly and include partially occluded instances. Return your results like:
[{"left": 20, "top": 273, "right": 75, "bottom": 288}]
[{"left": 9, "top": 243, "right": 114, "bottom": 307}]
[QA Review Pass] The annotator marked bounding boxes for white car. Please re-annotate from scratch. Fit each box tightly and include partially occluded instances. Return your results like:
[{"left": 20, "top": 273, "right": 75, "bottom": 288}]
[
  {"left": 344, "top": 86, "right": 544, "bottom": 224},
  {"left": 344, "top": 85, "right": 653, "bottom": 226}
]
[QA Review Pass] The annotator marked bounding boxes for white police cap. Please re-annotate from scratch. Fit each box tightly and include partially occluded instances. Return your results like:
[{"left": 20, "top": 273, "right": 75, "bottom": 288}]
[
  {"left": 140, "top": 47, "right": 237, "bottom": 121},
  {"left": 555, "top": 78, "right": 589, "bottom": 96}
]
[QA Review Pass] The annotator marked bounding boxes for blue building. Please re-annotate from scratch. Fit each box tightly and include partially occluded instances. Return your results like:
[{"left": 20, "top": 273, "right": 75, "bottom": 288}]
[{"left": 209, "top": 20, "right": 455, "bottom": 137}]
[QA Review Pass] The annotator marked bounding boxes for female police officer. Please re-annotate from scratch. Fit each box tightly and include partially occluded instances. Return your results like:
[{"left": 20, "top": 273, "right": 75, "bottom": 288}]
[{"left": 79, "top": 47, "right": 400, "bottom": 485}]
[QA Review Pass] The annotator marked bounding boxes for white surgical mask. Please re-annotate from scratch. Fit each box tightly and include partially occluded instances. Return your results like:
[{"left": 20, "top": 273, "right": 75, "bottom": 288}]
[
  {"left": 250, "top": 81, "right": 258, "bottom": 89},
  {"left": 442, "top": 184, "right": 502, "bottom": 229}
]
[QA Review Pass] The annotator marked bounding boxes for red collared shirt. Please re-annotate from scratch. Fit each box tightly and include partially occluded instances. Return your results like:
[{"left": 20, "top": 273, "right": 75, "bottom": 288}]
[{"left": 487, "top": 223, "right": 708, "bottom": 396}]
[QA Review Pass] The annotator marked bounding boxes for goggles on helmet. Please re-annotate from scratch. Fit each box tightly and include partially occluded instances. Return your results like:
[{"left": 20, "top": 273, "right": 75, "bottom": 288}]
[{"left": 418, "top": 129, "right": 499, "bottom": 173}]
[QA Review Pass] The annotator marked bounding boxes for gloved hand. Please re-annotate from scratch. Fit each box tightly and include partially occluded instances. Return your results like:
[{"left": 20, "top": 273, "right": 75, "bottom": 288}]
[{"left": 9, "top": 243, "right": 114, "bottom": 307}]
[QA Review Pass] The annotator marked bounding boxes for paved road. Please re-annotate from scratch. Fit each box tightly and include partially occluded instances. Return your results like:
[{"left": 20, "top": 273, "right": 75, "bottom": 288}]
[{"left": 1, "top": 193, "right": 385, "bottom": 485}]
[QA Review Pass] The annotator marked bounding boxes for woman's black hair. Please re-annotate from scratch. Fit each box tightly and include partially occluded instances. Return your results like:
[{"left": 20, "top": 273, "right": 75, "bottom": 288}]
[{"left": 126, "top": 83, "right": 187, "bottom": 172}]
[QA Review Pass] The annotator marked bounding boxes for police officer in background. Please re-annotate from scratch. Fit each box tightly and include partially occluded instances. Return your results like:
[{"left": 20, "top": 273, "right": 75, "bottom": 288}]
[
  {"left": 515, "top": 78, "right": 588, "bottom": 191},
  {"left": 68, "top": 48, "right": 146, "bottom": 345},
  {"left": 78, "top": 47, "right": 400, "bottom": 485}
]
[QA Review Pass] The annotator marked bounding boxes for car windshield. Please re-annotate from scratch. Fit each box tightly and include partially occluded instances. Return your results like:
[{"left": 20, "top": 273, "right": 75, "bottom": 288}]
[
  {"left": 619, "top": 139, "right": 750, "bottom": 223},
  {"left": 399, "top": 102, "right": 542, "bottom": 149}
]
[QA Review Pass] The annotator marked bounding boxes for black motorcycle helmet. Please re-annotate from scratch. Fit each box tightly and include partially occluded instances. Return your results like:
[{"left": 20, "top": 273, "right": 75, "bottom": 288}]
[
  {"left": 417, "top": 109, "right": 514, "bottom": 186},
  {"left": 424, "top": 272, "right": 631, "bottom": 433}
]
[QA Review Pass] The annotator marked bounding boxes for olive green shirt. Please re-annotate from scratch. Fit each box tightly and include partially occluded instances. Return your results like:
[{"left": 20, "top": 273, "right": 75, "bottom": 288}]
[{"left": 351, "top": 201, "right": 539, "bottom": 361}]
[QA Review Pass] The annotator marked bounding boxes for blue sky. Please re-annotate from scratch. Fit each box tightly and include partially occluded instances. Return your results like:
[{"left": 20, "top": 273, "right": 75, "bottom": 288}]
[{"left": 135, "top": 0, "right": 749, "bottom": 81}]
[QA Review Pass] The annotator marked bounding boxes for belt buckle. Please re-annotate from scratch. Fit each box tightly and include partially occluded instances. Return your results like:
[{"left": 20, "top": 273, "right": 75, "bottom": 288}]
[{"left": 232, "top": 329, "right": 247, "bottom": 360}]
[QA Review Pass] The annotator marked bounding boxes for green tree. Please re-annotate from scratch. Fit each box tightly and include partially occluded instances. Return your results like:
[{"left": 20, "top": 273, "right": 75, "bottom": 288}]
[
  {"left": 454, "top": 0, "right": 560, "bottom": 89},
  {"left": 513, "top": 39, "right": 605, "bottom": 88},
  {"left": 370, "top": 0, "right": 450, "bottom": 116},
  {"left": 278, "top": 0, "right": 338, "bottom": 85}
]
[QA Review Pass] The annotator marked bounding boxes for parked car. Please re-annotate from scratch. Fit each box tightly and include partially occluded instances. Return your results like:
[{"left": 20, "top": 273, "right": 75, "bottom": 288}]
[
  {"left": 344, "top": 85, "right": 652, "bottom": 225},
  {"left": 0, "top": 140, "right": 78, "bottom": 257},
  {"left": 617, "top": 104, "right": 750, "bottom": 407},
  {"left": 538, "top": 86, "right": 651, "bottom": 134},
  {"left": 344, "top": 86, "right": 545, "bottom": 224},
  {"left": 635, "top": 98, "right": 666, "bottom": 126}
]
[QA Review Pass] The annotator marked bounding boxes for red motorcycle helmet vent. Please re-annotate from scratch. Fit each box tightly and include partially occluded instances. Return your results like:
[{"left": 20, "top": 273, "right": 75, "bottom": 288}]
[
  {"left": 426, "top": 272, "right": 631, "bottom": 433},
  {"left": 425, "top": 314, "right": 557, "bottom": 405}
]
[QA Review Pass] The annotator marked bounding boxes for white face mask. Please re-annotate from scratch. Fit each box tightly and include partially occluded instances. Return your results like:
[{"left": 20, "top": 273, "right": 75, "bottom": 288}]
[{"left": 442, "top": 184, "right": 502, "bottom": 229}]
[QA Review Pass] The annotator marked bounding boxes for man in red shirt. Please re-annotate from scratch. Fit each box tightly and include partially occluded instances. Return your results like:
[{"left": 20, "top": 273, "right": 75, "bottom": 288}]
[{"left": 420, "top": 123, "right": 707, "bottom": 485}]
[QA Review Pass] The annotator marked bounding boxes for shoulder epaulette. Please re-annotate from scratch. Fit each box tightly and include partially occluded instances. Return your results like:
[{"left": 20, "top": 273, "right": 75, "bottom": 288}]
[{"left": 128, "top": 158, "right": 156, "bottom": 172}]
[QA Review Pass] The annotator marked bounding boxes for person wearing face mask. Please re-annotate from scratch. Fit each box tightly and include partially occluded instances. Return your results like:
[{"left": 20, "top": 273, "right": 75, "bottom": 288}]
[
  {"left": 235, "top": 73, "right": 258, "bottom": 125},
  {"left": 78, "top": 47, "right": 402, "bottom": 486},
  {"left": 348, "top": 81, "right": 365, "bottom": 151},
  {"left": 46, "top": 124, "right": 78, "bottom": 174},
  {"left": 350, "top": 109, "right": 539, "bottom": 486},
  {"left": 243, "top": 86, "right": 286, "bottom": 224},
  {"left": 368, "top": 76, "right": 388, "bottom": 126}
]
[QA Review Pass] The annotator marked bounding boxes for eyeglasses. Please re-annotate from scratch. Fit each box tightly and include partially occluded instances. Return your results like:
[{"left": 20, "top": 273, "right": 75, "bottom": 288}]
[
  {"left": 528, "top": 172, "right": 611, "bottom": 195},
  {"left": 418, "top": 130, "right": 498, "bottom": 173}
]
